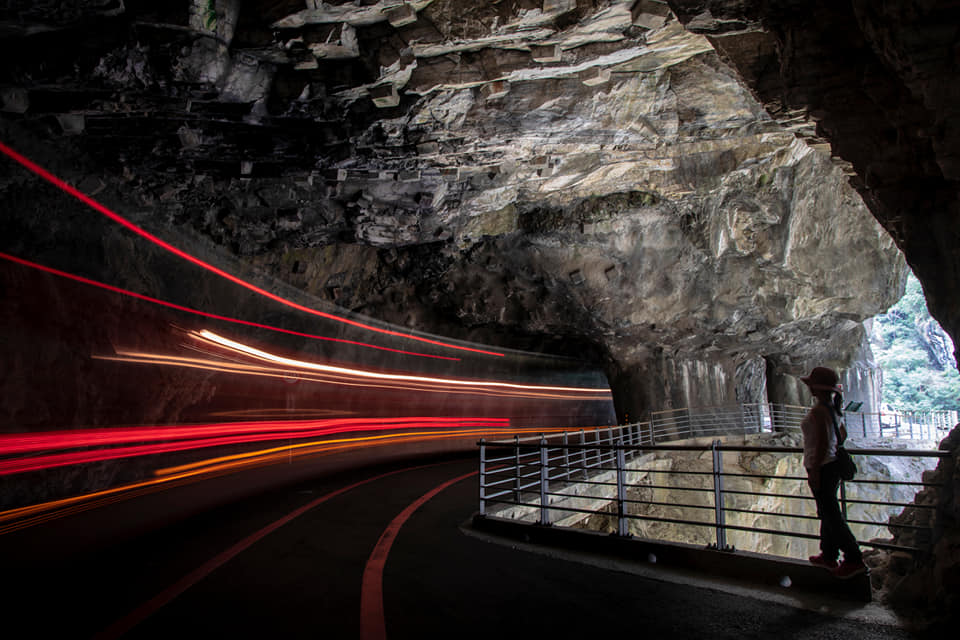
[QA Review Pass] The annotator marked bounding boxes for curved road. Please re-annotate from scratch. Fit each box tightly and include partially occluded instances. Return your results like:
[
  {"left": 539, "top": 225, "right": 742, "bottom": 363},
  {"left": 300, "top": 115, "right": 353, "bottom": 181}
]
[{"left": 0, "top": 453, "right": 937, "bottom": 639}]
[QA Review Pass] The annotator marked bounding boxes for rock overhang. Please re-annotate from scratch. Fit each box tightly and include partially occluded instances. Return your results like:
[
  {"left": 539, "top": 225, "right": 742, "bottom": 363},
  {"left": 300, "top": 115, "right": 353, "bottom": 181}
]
[{"left": 0, "top": 0, "right": 920, "bottom": 415}]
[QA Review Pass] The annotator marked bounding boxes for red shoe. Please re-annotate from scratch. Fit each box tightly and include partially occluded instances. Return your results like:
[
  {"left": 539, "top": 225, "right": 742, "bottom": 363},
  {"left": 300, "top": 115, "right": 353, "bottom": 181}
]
[
  {"left": 809, "top": 554, "right": 838, "bottom": 570},
  {"left": 833, "top": 559, "right": 868, "bottom": 579}
]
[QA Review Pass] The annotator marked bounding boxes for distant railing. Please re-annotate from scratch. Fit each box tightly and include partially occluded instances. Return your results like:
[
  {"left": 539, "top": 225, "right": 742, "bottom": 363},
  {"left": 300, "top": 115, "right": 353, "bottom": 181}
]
[
  {"left": 844, "top": 408, "right": 957, "bottom": 441},
  {"left": 643, "top": 403, "right": 954, "bottom": 445},
  {"left": 478, "top": 430, "right": 949, "bottom": 559}
]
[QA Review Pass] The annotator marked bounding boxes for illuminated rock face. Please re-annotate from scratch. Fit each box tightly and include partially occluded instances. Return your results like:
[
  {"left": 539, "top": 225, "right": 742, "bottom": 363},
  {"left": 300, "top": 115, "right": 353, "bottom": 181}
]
[
  {"left": 0, "top": 1, "right": 918, "bottom": 417},
  {"left": 666, "top": 0, "right": 960, "bottom": 378}
]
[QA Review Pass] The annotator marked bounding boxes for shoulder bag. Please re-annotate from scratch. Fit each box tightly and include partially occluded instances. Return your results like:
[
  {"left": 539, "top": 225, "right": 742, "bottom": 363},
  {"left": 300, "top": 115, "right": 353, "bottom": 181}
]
[{"left": 831, "top": 413, "right": 857, "bottom": 481}]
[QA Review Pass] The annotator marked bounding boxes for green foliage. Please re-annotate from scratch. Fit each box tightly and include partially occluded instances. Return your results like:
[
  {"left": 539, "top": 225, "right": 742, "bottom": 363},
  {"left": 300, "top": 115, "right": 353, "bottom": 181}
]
[
  {"left": 871, "top": 273, "right": 960, "bottom": 411},
  {"left": 204, "top": 0, "right": 217, "bottom": 31}
]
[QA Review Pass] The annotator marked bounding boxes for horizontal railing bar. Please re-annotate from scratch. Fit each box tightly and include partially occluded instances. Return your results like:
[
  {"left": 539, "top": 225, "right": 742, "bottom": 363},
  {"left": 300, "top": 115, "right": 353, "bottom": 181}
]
[
  {"left": 481, "top": 504, "right": 926, "bottom": 556},
  {"left": 701, "top": 521, "right": 820, "bottom": 541},
  {"left": 720, "top": 506, "right": 819, "bottom": 521},
  {"left": 482, "top": 476, "right": 519, "bottom": 489},
  {"left": 622, "top": 498, "right": 714, "bottom": 511},
  {"left": 494, "top": 442, "right": 947, "bottom": 458},
  {"left": 483, "top": 454, "right": 518, "bottom": 464},
  {"left": 851, "top": 478, "right": 941, "bottom": 488},
  {"left": 847, "top": 448, "right": 948, "bottom": 458},
  {"left": 545, "top": 489, "right": 615, "bottom": 501},
  {"left": 719, "top": 471, "right": 808, "bottom": 482},
  {"left": 624, "top": 483, "right": 712, "bottom": 493},
  {"left": 721, "top": 489, "right": 812, "bottom": 501},
  {"left": 847, "top": 518, "right": 925, "bottom": 530},
  {"left": 841, "top": 497, "right": 936, "bottom": 509},
  {"left": 626, "top": 468, "right": 715, "bottom": 477},
  {"left": 618, "top": 512, "right": 719, "bottom": 529},
  {"left": 543, "top": 491, "right": 614, "bottom": 501},
  {"left": 555, "top": 479, "right": 618, "bottom": 489},
  {"left": 484, "top": 500, "right": 618, "bottom": 519},
  {"left": 862, "top": 539, "right": 924, "bottom": 554},
  {"left": 548, "top": 462, "right": 616, "bottom": 473}
]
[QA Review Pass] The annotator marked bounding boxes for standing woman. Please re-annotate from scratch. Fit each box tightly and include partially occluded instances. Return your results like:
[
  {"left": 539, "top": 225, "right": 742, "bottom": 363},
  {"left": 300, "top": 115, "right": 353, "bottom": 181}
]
[{"left": 800, "top": 366, "right": 867, "bottom": 579}]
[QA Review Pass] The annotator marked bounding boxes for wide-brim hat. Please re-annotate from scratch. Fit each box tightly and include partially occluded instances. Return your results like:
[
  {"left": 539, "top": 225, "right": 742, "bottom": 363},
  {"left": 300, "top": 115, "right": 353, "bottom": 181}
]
[{"left": 800, "top": 366, "right": 842, "bottom": 392}]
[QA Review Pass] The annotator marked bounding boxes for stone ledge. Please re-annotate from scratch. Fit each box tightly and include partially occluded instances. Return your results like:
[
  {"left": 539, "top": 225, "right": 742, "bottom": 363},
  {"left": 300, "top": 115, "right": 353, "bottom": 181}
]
[{"left": 470, "top": 513, "right": 872, "bottom": 603}]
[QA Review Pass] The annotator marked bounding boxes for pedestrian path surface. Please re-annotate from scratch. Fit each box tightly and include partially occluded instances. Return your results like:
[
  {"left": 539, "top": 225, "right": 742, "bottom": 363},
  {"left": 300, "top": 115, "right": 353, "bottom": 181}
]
[{"left": 0, "top": 453, "right": 939, "bottom": 639}]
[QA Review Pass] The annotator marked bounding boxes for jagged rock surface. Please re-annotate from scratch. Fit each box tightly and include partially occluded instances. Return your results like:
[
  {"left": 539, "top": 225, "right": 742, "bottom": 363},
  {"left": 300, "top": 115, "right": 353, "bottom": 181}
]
[
  {"left": 667, "top": 0, "right": 960, "bottom": 372},
  {"left": 0, "top": 0, "right": 909, "bottom": 419},
  {"left": 866, "top": 425, "right": 960, "bottom": 627}
]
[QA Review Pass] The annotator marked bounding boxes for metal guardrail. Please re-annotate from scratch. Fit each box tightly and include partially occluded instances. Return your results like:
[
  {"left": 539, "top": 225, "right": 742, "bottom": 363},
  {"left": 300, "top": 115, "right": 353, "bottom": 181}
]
[
  {"left": 478, "top": 427, "right": 949, "bottom": 558},
  {"left": 645, "top": 403, "right": 954, "bottom": 444},
  {"left": 844, "top": 408, "right": 957, "bottom": 440}
]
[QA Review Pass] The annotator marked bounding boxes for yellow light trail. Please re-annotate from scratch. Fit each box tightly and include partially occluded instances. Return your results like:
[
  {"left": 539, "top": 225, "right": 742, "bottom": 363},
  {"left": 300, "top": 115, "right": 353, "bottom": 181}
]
[
  {"left": 96, "top": 328, "right": 613, "bottom": 400},
  {"left": 0, "top": 425, "right": 588, "bottom": 536},
  {"left": 193, "top": 329, "right": 611, "bottom": 396}
]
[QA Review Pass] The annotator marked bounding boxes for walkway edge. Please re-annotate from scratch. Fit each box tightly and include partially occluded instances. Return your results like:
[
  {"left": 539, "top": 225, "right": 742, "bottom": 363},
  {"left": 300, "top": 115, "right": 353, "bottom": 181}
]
[{"left": 469, "top": 514, "right": 872, "bottom": 603}]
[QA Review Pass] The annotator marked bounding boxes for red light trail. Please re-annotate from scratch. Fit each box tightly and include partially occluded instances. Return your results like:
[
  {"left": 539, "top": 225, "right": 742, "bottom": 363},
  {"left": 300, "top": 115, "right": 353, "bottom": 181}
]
[
  {"left": 0, "top": 139, "right": 505, "bottom": 357},
  {"left": 0, "top": 251, "right": 460, "bottom": 362},
  {"left": 0, "top": 417, "right": 505, "bottom": 456},
  {"left": 0, "top": 417, "right": 510, "bottom": 475},
  {"left": 0, "top": 425, "right": 573, "bottom": 536}
]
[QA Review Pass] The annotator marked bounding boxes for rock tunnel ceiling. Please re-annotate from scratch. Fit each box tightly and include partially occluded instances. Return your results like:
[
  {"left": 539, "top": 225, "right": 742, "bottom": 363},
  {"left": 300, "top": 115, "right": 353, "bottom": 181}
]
[{"left": 1, "top": 0, "right": 956, "bottom": 417}]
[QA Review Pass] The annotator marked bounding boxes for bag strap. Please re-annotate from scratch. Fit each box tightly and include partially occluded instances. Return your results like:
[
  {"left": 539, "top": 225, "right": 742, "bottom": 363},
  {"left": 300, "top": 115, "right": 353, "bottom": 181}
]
[{"left": 828, "top": 408, "right": 843, "bottom": 444}]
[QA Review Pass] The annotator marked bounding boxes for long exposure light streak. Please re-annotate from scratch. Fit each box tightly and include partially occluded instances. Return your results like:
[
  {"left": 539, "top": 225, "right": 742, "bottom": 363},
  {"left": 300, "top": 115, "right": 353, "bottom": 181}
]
[
  {"left": 151, "top": 426, "right": 541, "bottom": 479},
  {"left": 0, "top": 417, "right": 506, "bottom": 455},
  {"left": 0, "top": 425, "right": 569, "bottom": 535},
  {"left": 192, "top": 329, "right": 612, "bottom": 396},
  {"left": 96, "top": 348, "right": 611, "bottom": 400},
  {"left": 0, "top": 140, "right": 505, "bottom": 357},
  {"left": 0, "top": 251, "right": 460, "bottom": 362},
  {"left": 0, "top": 418, "right": 510, "bottom": 475}
]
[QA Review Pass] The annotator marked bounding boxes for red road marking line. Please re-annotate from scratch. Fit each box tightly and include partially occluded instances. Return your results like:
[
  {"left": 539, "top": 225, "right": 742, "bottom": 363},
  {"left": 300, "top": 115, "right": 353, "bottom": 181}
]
[
  {"left": 359, "top": 469, "right": 478, "bottom": 640},
  {"left": 95, "top": 462, "right": 451, "bottom": 640}
]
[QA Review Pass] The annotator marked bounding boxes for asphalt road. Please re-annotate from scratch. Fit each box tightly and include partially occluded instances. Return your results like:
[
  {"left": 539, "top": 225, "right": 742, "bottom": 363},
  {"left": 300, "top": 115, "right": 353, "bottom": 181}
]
[{"left": 0, "top": 452, "right": 941, "bottom": 639}]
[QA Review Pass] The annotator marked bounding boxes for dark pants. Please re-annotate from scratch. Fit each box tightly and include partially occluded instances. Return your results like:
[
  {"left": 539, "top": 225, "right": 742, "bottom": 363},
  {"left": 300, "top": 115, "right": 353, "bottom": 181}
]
[{"left": 812, "top": 460, "right": 862, "bottom": 562}]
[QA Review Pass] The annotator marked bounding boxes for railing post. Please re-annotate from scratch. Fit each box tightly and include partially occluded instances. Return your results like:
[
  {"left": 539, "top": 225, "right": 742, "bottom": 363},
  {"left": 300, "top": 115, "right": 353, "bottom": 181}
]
[
  {"left": 712, "top": 439, "right": 728, "bottom": 550},
  {"left": 593, "top": 429, "right": 601, "bottom": 468},
  {"left": 861, "top": 413, "right": 866, "bottom": 438},
  {"left": 839, "top": 477, "right": 848, "bottom": 519},
  {"left": 539, "top": 435, "right": 550, "bottom": 525},
  {"left": 579, "top": 429, "right": 587, "bottom": 479},
  {"left": 479, "top": 439, "right": 486, "bottom": 516},
  {"left": 563, "top": 431, "right": 571, "bottom": 480},
  {"left": 616, "top": 439, "right": 628, "bottom": 537},
  {"left": 513, "top": 435, "right": 521, "bottom": 502}
]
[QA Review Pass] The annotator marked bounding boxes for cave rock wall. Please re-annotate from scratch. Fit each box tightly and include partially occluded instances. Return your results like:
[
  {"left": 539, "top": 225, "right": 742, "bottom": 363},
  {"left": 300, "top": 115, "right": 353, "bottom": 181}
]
[{"left": 0, "top": 0, "right": 908, "bottom": 416}]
